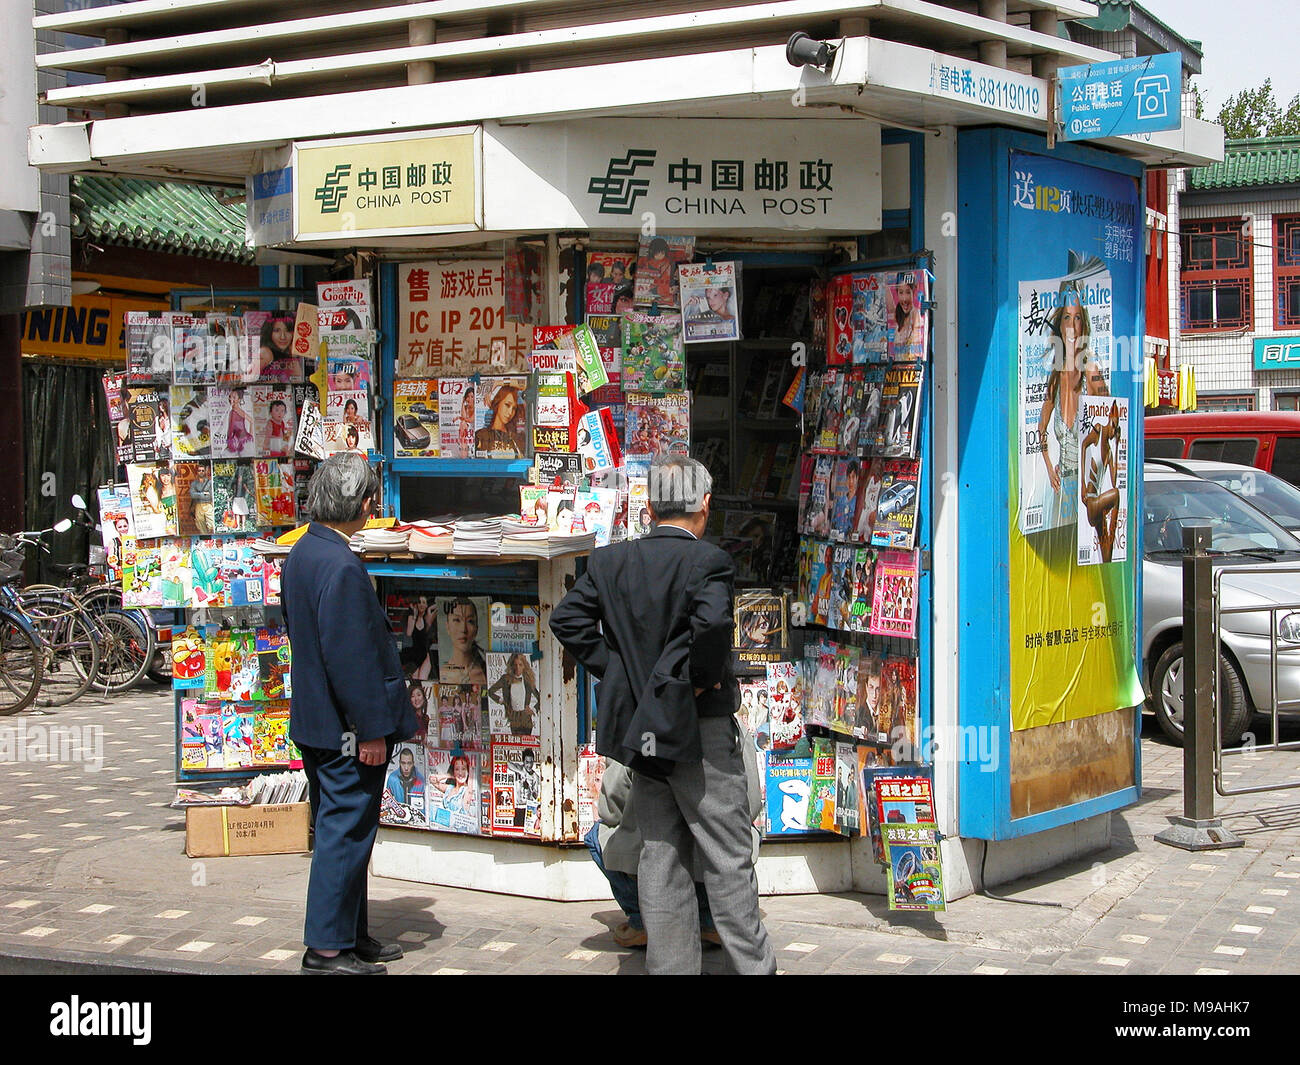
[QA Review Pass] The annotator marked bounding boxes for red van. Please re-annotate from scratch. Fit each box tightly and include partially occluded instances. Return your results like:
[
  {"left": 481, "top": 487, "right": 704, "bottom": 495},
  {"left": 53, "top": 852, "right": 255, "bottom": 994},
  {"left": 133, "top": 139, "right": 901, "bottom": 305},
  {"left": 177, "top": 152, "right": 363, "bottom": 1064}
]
[{"left": 1145, "top": 412, "right": 1300, "bottom": 488}]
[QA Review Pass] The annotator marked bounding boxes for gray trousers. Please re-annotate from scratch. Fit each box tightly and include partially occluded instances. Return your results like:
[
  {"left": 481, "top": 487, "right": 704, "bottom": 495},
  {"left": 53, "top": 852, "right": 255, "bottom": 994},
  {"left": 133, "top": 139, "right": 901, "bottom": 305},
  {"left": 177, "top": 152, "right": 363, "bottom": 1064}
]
[{"left": 633, "top": 715, "right": 776, "bottom": 975}]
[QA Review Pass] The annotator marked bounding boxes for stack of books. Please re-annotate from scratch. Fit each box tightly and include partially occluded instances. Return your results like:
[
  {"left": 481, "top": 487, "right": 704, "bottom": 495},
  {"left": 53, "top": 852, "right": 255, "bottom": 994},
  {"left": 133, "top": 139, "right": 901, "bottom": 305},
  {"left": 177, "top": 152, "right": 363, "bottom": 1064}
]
[
  {"left": 452, "top": 517, "right": 504, "bottom": 556},
  {"left": 501, "top": 525, "right": 596, "bottom": 558},
  {"left": 405, "top": 522, "right": 455, "bottom": 555},
  {"left": 350, "top": 527, "right": 410, "bottom": 553}
]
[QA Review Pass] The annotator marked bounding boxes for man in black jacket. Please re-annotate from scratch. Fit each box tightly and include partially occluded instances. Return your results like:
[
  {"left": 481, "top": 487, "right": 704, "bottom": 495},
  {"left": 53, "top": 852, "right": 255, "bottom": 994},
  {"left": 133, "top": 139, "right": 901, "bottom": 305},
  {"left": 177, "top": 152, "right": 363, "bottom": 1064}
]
[
  {"left": 550, "top": 455, "right": 774, "bottom": 975},
  {"left": 282, "top": 453, "right": 417, "bottom": 975}
]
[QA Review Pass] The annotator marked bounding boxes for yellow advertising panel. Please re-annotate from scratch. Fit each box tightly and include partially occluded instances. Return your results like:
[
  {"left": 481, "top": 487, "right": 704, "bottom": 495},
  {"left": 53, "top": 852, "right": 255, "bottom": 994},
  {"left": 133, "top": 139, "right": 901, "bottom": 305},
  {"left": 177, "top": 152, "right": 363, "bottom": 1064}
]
[
  {"left": 20, "top": 288, "right": 170, "bottom": 364},
  {"left": 294, "top": 128, "right": 481, "bottom": 241}
]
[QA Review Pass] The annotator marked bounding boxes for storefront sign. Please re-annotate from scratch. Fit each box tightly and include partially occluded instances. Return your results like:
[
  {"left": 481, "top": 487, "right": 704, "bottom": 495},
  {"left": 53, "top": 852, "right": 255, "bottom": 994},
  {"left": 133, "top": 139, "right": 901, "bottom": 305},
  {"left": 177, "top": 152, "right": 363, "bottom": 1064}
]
[
  {"left": 1253, "top": 335, "right": 1300, "bottom": 370},
  {"left": 1008, "top": 150, "right": 1145, "bottom": 730},
  {"left": 396, "top": 259, "right": 532, "bottom": 377},
  {"left": 246, "top": 166, "right": 293, "bottom": 247},
  {"left": 484, "top": 119, "right": 880, "bottom": 234},
  {"left": 1059, "top": 53, "right": 1182, "bottom": 141},
  {"left": 1157, "top": 368, "right": 1177, "bottom": 406},
  {"left": 928, "top": 57, "right": 1046, "bottom": 121},
  {"left": 19, "top": 287, "right": 170, "bottom": 363},
  {"left": 293, "top": 128, "right": 482, "bottom": 241}
]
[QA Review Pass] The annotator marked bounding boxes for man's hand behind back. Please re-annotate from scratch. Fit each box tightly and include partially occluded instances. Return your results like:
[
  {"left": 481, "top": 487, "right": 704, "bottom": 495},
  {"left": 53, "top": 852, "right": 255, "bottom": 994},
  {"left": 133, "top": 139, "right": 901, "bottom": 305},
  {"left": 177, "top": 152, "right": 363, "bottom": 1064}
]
[{"left": 358, "top": 739, "right": 387, "bottom": 766}]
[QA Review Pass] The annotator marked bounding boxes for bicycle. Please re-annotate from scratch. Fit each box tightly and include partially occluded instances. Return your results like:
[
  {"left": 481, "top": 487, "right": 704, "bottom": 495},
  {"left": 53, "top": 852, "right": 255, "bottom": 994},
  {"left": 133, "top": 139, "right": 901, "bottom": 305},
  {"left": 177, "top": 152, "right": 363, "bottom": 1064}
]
[
  {"left": 0, "top": 526, "right": 101, "bottom": 707},
  {"left": 0, "top": 542, "right": 43, "bottom": 714}
]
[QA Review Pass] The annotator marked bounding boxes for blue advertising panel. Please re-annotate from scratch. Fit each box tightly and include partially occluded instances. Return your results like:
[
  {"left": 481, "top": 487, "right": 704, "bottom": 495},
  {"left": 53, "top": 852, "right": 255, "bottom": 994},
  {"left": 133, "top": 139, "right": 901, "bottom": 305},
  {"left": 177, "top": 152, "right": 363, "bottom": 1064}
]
[
  {"left": 1254, "top": 336, "right": 1300, "bottom": 371},
  {"left": 1060, "top": 52, "right": 1182, "bottom": 141},
  {"left": 957, "top": 129, "right": 1145, "bottom": 840}
]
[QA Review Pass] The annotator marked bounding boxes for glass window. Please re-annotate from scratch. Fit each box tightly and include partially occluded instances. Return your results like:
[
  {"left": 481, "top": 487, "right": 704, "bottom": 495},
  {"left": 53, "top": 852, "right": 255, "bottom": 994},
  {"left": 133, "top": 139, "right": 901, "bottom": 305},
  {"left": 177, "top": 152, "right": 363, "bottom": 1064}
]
[
  {"left": 1144, "top": 436, "right": 1185, "bottom": 458},
  {"left": 1275, "top": 215, "right": 1300, "bottom": 328},
  {"left": 1269, "top": 437, "right": 1300, "bottom": 490},
  {"left": 1144, "top": 479, "right": 1300, "bottom": 555},
  {"left": 1181, "top": 218, "right": 1252, "bottom": 332},
  {"left": 1188, "top": 438, "right": 1259, "bottom": 464}
]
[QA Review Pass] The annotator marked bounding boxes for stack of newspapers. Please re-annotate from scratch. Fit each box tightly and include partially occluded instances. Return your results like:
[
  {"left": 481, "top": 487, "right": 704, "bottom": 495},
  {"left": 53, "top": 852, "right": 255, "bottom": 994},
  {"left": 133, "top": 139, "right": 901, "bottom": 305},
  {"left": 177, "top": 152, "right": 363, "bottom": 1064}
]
[
  {"left": 501, "top": 517, "right": 596, "bottom": 557},
  {"left": 350, "top": 526, "right": 410, "bottom": 553},
  {"left": 452, "top": 516, "right": 504, "bottom": 556}
]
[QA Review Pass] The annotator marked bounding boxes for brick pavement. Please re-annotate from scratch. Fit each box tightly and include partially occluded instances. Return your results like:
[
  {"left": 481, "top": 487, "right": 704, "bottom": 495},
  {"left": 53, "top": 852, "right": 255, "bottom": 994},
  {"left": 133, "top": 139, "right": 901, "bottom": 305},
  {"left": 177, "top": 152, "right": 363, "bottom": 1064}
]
[{"left": 1, "top": 687, "right": 1298, "bottom": 974}]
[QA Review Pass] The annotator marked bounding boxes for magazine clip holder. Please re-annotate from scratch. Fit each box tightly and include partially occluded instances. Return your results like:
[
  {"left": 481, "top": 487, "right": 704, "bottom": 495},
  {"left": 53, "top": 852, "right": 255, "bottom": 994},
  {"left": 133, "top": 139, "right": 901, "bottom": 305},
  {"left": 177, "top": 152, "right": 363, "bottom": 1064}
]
[
  {"left": 703, "top": 257, "right": 716, "bottom": 273},
  {"left": 649, "top": 300, "right": 661, "bottom": 316}
]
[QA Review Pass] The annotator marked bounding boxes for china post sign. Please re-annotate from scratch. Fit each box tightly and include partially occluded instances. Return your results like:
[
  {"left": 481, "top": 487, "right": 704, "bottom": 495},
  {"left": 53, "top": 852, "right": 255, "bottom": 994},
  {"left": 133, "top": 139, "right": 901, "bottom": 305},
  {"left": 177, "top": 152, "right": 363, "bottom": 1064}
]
[
  {"left": 293, "top": 127, "right": 482, "bottom": 241},
  {"left": 1255, "top": 336, "right": 1300, "bottom": 370},
  {"left": 1059, "top": 53, "right": 1182, "bottom": 141}
]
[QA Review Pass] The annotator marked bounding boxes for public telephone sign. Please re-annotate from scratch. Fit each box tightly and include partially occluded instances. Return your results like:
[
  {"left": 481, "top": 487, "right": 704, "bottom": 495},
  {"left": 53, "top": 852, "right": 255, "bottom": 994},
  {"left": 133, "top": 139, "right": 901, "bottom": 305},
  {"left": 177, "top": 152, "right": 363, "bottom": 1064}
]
[{"left": 1059, "top": 53, "right": 1182, "bottom": 141}]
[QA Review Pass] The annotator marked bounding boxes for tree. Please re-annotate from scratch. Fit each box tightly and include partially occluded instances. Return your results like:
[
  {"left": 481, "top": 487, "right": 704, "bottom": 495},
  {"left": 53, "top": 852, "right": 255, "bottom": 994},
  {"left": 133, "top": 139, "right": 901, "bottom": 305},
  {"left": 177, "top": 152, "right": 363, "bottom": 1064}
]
[{"left": 1214, "top": 79, "right": 1300, "bottom": 139}]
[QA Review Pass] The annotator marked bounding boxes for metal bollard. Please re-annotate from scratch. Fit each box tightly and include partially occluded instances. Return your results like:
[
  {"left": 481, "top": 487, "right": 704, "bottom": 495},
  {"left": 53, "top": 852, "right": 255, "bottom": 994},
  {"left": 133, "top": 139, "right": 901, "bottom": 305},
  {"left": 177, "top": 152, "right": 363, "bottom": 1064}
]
[{"left": 1155, "top": 525, "right": 1243, "bottom": 851}]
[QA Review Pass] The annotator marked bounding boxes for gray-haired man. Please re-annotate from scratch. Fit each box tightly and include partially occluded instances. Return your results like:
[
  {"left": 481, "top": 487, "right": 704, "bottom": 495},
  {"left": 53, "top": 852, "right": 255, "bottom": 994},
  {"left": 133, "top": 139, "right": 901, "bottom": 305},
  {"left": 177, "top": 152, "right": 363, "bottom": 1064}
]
[{"left": 550, "top": 455, "right": 775, "bottom": 975}]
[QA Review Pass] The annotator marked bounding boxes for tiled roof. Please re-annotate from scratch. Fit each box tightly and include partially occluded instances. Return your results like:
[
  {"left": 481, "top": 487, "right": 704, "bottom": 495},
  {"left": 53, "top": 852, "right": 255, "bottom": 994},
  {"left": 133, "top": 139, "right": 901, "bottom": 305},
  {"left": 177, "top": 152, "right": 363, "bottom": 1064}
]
[
  {"left": 71, "top": 174, "right": 253, "bottom": 262},
  {"left": 1187, "top": 137, "right": 1300, "bottom": 191}
]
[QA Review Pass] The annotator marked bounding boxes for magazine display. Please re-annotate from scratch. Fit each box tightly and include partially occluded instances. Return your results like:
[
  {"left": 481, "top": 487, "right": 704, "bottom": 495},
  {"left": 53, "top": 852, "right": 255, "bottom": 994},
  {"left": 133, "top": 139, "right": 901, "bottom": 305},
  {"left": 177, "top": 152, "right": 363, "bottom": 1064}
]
[
  {"left": 875, "top": 364, "right": 924, "bottom": 458},
  {"left": 633, "top": 235, "right": 694, "bottom": 308},
  {"left": 490, "top": 734, "right": 541, "bottom": 839},
  {"left": 869, "top": 549, "right": 919, "bottom": 640},
  {"left": 1076, "top": 395, "right": 1128, "bottom": 566},
  {"left": 392, "top": 379, "right": 439, "bottom": 458},
  {"left": 871, "top": 458, "right": 921, "bottom": 550},
  {"left": 621, "top": 311, "right": 685, "bottom": 393},
  {"left": 885, "top": 270, "right": 929, "bottom": 363}
]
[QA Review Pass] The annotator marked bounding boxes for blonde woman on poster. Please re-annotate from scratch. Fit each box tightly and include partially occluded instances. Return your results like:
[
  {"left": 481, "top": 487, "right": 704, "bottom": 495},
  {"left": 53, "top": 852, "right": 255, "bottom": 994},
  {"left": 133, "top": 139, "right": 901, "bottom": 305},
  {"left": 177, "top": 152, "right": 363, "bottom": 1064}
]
[{"left": 1035, "top": 282, "right": 1093, "bottom": 529}]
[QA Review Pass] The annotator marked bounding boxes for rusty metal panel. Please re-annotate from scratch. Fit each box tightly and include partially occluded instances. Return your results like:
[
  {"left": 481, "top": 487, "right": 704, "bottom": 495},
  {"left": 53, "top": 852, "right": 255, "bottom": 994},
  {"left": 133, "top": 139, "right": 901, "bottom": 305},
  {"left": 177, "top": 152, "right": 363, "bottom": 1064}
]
[{"left": 536, "top": 555, "right": 581, "bottom": 841}]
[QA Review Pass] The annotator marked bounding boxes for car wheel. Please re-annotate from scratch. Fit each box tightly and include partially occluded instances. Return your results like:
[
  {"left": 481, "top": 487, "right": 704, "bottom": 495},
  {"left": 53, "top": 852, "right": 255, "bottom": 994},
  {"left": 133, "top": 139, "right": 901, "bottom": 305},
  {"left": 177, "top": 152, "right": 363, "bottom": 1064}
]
[{"left": 1149, "top": 641, "right": 1253, "bottom": 747}]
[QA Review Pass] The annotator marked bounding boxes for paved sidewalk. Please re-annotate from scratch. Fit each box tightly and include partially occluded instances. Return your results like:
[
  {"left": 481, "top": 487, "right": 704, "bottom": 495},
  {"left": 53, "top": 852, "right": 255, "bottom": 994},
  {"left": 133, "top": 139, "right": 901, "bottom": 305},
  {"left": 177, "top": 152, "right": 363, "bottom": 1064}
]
[{"left": 1, "top": 688, "right": 1298, "bottom": 974}]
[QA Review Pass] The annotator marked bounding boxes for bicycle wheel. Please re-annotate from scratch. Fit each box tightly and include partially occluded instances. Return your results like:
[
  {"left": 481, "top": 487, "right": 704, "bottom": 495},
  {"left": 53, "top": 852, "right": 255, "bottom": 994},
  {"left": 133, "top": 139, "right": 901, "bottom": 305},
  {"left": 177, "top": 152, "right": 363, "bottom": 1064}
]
[
  {"left": 20, "top": 594, "right": 100, "bottom": 707},
  {"left": 0, "top": 613, "right": 42, "bottom": 715},
  {"left": 92, "top": 610, "right": 154, "bottom": 694}
]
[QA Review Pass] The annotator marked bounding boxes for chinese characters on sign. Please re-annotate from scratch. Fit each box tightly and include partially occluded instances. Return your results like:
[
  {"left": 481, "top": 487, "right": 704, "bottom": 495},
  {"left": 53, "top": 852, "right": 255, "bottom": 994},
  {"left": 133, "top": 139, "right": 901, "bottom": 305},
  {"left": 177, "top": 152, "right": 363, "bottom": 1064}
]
[
  {"left": 1058, "top": 53, "right": 1182, "bottom": 141},
  {"left": 397, "top": 260, "right": 532, "bottom": 377}
]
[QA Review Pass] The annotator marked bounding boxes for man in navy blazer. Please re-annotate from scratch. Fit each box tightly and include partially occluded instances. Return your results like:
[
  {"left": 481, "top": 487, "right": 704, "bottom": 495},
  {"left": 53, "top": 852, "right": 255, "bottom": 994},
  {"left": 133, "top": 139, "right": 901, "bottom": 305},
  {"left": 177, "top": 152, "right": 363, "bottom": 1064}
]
[
  {"left": 282, "top": 453, "right": 417, "bottom": 975},
  {"left": 550, "top": 455, "right": 775, "bottom": 976}
]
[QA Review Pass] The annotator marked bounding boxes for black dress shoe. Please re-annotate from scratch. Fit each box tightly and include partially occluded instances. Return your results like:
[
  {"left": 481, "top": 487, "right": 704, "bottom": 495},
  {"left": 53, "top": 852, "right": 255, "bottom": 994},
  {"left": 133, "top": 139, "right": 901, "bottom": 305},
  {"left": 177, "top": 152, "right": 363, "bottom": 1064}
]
[
  {"left": 354, "top": 935, "right": 404, "bottom": 963},
  {"left": 300, "top": 948, "right": 387, "bottom": 975}
]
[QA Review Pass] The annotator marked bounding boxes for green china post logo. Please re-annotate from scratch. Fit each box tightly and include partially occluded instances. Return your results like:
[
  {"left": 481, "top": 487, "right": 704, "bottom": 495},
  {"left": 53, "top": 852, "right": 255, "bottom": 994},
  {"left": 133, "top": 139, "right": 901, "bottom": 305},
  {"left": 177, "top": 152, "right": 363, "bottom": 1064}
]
[
  {"left": 587, "top": 149, "right": 657, "bottom": 214},
  {"left": 313, "top": 161, "right": 456, "bottom": 214}
]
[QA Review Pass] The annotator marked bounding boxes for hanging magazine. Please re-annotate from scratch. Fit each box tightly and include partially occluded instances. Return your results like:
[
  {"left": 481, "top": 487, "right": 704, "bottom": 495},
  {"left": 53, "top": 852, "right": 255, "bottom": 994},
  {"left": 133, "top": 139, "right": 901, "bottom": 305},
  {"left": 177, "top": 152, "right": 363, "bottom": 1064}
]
[
  {"left": 875, "top": 364, "right": 924, "bottom": 458},
  {"left": 621, "top": 311, "right": 685, "bottom": 393},
  {"left": 871, "top": 457, "right": 921, "bottom": 550},
  {"left": 885, "top": 269, "right": 929, "bottom": 363},
  {"left": 679, "top": 261, "right": 740, "bottom": 343},
  {"left": 869, "top": 549, "right": 919, "bottom": 640}
]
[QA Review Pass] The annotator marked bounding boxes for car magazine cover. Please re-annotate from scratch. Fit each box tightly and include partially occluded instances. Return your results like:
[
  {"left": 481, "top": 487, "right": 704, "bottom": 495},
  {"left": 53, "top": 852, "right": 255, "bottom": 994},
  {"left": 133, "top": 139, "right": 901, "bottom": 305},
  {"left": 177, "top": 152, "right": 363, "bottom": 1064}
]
[
  {"left": 621, "top": 310, "right": 685, "bottom": 392},
  {"left": 1017, "top": 253, "right": 1112, "bottom": 535},
  {"left": 883, "top": 823, "right": 945, "bottom": 911},
  {"left": 392, "top": 379, "right": 439, "bottom": 458},
  {"left": 679, "top": 261, "right": 740, "bottom": 343},
  {"left": 425, "top": 748, "right": 484, "bottom": 836},
  {"left": 885, "top": 269, "right": 929, "bottom": 363},
  {"left": 871, "top": 457, "right": 921, "bottom": 550},
  {"left": 1077, "top": 395, "right": 1128, "bottom": 566},
  {"left": 436, "top": 377, "right": 476, "bottom": 459},
  {"left": 633, "top": 234, "right": 694, "bottom": 308},
  {"left": 766, "top": 660, "right": 805, "bottom": 751},
  {"left": 491, "top": 733, "right": 541, "bottom": 838},
  {"left": 475, "top": 376, "right": 530, "bottom": 459},
  {"left": 869, "top": 549, "right": 919, "bottom": 639},
  {"left": 624, "top": 391, "right": 689, "bottom": 460},
  {"left": 875, "top": 363, "right": 924, "bottom": 458},
  {"left": 381, "top": 742, "right": 427, "bottom": 828},
  {"left": 764, "top": 752, "right": 814, "bottom": 835}
]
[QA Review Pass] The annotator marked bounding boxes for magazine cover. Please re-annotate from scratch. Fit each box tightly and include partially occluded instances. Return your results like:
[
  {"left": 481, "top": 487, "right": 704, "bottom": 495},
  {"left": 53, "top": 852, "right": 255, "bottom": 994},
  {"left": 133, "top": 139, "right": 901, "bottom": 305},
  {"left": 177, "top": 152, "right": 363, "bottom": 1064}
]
[
  {"left": 104, "top": 372, "right": 134, "bottom": 464},
  {"left": 252, "top": 385, "right": 294, "bottom": 457},
  {"left": 158, "top": 537, "right": 192, "bottom": 607},
  {"left": 575, "top": 487, "right": 618, "bottom": 545},
  {"left": 859, "top": 368, "right": 886, "bottom": 453},
  {"left": 1017, "top": 253, "right": 1113, "bottom": 535},
  {"left": 437, "top": 377, "right": 476, "bottom": 459},
  {"left": 733, "top": 590, "right": 787, "bottom": 675},
  {"left": 253, "top": 459, "right": 296, "bottom": 527},
  {"left": 633, "top": 234, "right": 694, "bottom": 307},
  {"left": 622, "top": 311, "right": 685, "bottom": 393},
  {"left": 871, "top": 457, "right": 921, "bottom": 550},
  {"left": 547, "top": 482, "right": 577, "bottom": 533},
  {"left": 122, "top": 540, "right": 162, "bottom": 607},
  {"left": 475, "top": 376, "right": 529, "bottom": 459},
  {"left": 317, "top": 278, "right": 373, "bottom": 333},
  {"left": 738, "top": 678, "right": 772, "bottom": 751},
  {"left": 126, "top": 462, "right": 176, "bottom": 540},
  {"left": 846, "top": 546, "right": 877, "bottom": 634},
  {"left": 255, "top": 625, "right": 291, "bottom": 701},
  {"left": 220, "top": 706, "right": 252, "bottom": 770},
  {"left": 125, "top": 311, "right": 180, "bottom": 384},
  {"left": 490, "top": 733, "right": 541, "bottom": 838},
  {"left": 97, "top": 484, "right": 134, "bottom": 580},
  {"left": 801, "top": 637, "right": 839, "bottom": 731},
  {"left": 325, "top": 344, "right": 373, "bottom": 395},
  {"left": 584, "top": 251, "right": 636, "bottom": 315},
  {"left": 813, "top": 369, "right": 843, "bottom": 453},
  {"left": 876, "top": 364, "right": 924, "bottom": 458},
  {"left": 573, "top": 407, "right": 619, "bottom": 475},
  {"left": 520, "top": 484, "right": 550, "bottom": 527},
  {"left": 424, "top": 748, "right": 484, "bottom": 836},
  {"left": 764, "top": 752, "right": 814, "bottom": 835},
  {"left": 437, "top": 684, "right": 486, "bottom": 752},
  {"left": 484, "top": 652, "right": 541, "bottom": 736},
  {"left": 717, "top": 510, "right": 776, "bottom": 583},
  {"left": 873, "top": 765, "right": 936, "bottom": 828},
  {"left": 826, "top": 273, "right": 852, "bottom": 366},
  {"left": 880, "top": 655, "right": 920, "bottom": 753},
  {"left": 1077, "top": 395, "right": 1128, "bottom": 566},
  {"left": 436, "top": 596, "right": 490, "bottom": 685},
  {"left": 211, "top": 461, "right": 258, "bottom": 536},
  {"left": 171, "top": 317, "right": 218, "bottom": 386},
  {"left": 838, "top": 370, "right": 864, "bottom": 453},
  {"left": 851, "top": 271, "right": 891, "bottom": 363},
  {"left": 627, "top": 476, "right": 651, "bottom": 539},
  {"left": 830, "top": 459, "right": 862, "bottom": 542},
  {"left": 382, "top": 742, "right": 428, "bottom": 828},
  {"left": 883, "top": 823, "right": 945, "bottom": 911},
  {"left": 807, "top": 736, "right": 837, "bottom": 833},
  {"left": 505, "top": 243, "right": 544, "bottom": 324},
  {"left": 857, "top": 745, "right": 893, "bottom": 841},
  {"left": 869, "top": 549, "right": 919, "bottom": 640},
  {"left": 489, "top": 602, "right": 541, "bottom": 653},
  {"left": 826, "top": 544, "right": 856, "bottom": 633},
  {"left": 293, "top": 393, "right": 327, "bottom": 460},
  {"left": 392, "top": 379, "right": 439, "bottom": 458},
  {"left": 210, "top": 386, "right": 257, "bottom": 459},
  {"left": 885, "top": 270, "right": 930, "bottom": 362},
  {"left": 829, "top": 641, "right": 860, "bottom": 735},
  {"left": 531, "top": 325, "right": 608, "bottom": 394},
  {"left": 804, "top": 455, "right": 834, "bottom": 538},
  {"left": 834, "top": 741, "right": 860, "bottom": 835},
  {"left": 624, "top": 391, "right": 689, "bottom": 459},
  {"left": 679, "top": 261, "right": 740, "bottom": 343},
  {"left": 169, "top": 386, "right": 210, "bottom": 458},
  {"left": 244, "top": 311, "right": 305, "bottom": 382},
  {"left": 323, "top": 387, "right": 373, "bottom": 454},
  {"left": 577, "top": 744, "right": 606, "bottom": 837},
  {"left": 853, "top": 458, "right": 883, "bottom": 544},
  {"left": 532, "top": 372, "right": 571, "bottom": 432},
  {"left": 125, "top": 386, "right": 171, "bottom": 463},
  {"left": 766, "top": 660, "right": 805, "bottom": 751}
]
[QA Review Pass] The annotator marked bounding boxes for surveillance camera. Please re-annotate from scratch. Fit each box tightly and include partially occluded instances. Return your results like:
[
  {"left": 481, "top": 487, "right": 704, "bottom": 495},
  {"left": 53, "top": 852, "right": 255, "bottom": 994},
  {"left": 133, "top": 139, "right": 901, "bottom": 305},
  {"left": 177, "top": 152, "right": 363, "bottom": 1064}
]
[{"left": 786, "top": 32, "right": 837, "bottom": 72}]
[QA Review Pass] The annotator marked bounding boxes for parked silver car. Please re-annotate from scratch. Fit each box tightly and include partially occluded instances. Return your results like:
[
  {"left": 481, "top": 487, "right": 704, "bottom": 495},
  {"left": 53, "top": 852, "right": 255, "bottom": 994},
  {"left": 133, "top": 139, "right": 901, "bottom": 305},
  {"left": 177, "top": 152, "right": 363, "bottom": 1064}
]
[
  {"left": 1142, "top": 465, "right": 1300, "bottom": 744},
  {"left": 1146, "top": 457, "right": 1300, "bottom": 532}
]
